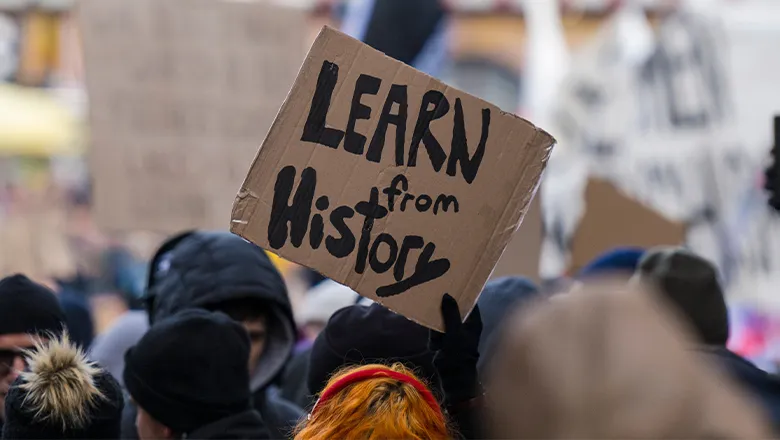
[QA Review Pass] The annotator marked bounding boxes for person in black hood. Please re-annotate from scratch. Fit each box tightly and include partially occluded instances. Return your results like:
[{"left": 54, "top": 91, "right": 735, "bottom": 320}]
[
  {"left": 139, "top": 231, "right": 302, "bottom": 439},
  {"left": 124, "top": 309, "right": 269, "bottom": 440},
  {"left": 635, "top": 247, "right": 780, "bottom": 431}
]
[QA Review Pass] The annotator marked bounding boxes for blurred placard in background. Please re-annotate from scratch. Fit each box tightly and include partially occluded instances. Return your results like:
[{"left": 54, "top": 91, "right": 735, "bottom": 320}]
[
  {"left": 79, "top": 0, "right": 306, "bottom": 233},
  {"left": 569, "top": 178, "right": 686, "bottom": 274}
]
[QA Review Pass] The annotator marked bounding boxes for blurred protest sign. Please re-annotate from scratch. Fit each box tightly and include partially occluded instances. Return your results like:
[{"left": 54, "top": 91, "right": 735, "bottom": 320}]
[
  {"left": 231, "top": 27, "right": 555, "bottom": 330},
  {"left": 79, "top": 0, "right": 306, "bottom": 233},
  {"left": 569, "top": 178, "right": 686, "bottom": 273},
  {"left": 542, "top": 5, "right": 780, "bottom": 310},
  {"left": 0, "top": 194, "right": 75, "bottom": 281}
]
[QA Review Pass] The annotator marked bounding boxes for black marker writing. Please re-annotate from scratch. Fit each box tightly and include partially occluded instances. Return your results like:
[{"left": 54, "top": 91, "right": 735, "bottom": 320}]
[
  {"left": 301, "top": 60, "right": 491, "bottom": 184},
  {"left": 268, "top": 165, "right": 451, "bottom": 297},
  {"left": 382, "top": 174, "right": 459, "bottom": 215}
]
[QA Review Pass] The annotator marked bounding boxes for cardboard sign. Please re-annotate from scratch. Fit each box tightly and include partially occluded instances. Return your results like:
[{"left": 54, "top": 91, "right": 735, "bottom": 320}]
[
  {"left": 79, "top": 0, "right": 306, "bottom": 233},
  {"left": 231, "top": 27, "right": 555, "bottom": 330},
  {"left": 569, "top": 178, "right": 687, "bottom": 273},
  {"left": 490, "top": 195, "right": 542, "bottom": 283}
]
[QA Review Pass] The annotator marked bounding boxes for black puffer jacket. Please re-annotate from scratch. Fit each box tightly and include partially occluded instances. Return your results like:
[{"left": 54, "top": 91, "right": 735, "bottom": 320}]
[{"left": 144, "top": 231, "right": 303, "bottom": 439}]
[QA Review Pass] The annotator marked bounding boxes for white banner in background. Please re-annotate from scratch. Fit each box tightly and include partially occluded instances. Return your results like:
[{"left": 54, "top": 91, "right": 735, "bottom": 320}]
[{"left": 543, "top": 3, "right": 780, "bottom": 309}]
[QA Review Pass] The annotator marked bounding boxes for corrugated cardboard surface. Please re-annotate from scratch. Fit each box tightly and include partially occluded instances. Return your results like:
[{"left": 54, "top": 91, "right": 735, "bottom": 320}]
[
  {"left": 79, "top": 0, "right": 306, "bottom": 233},
  {"left": 569, "top": 178, "right": 687, "bottom": 274},
  {"left": 489, "top": 195, "right": 542, "bottom": 283},
  {"left": 231, "top": 27, "right": 555, "bottom": 330}
]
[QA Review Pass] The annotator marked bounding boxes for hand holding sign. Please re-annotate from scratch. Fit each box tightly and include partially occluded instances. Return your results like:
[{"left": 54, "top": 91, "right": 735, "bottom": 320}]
[
  {"left": 231, "top": 26, "right": 555, "bottom": 330},
  {"left": 429, "top": 294, "right": 483, "bottom": 405}
]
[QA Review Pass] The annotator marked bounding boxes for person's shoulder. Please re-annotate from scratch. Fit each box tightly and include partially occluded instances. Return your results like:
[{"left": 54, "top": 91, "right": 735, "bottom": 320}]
[
  {"left": 701, "top": 348, "right": 780, "bottom": 391},
  {"left": 187, "top": 409, "right": 271, "bottom": 440},
  {"left": 256, "top": 387, "right": 305, "bottom": 420}
]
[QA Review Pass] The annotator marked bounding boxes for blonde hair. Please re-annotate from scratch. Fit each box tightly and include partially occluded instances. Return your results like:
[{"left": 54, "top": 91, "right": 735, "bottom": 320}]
[
  {"left": 18, "top": 333, "right": 105, "bottom": 430},
  {"left": 295, "top": 363, "right": 449, "bottom": 440}
]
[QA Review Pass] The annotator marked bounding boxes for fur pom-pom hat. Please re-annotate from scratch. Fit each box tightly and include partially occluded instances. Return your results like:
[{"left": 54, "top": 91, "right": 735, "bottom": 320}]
[{"left": 2, "top": 333, "right": 124, "bottom": 439}]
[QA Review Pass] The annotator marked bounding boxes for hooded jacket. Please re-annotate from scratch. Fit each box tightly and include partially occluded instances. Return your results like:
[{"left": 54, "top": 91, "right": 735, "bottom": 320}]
[{"left": 144, "top": 231, "right": 302, "bottom": 439}]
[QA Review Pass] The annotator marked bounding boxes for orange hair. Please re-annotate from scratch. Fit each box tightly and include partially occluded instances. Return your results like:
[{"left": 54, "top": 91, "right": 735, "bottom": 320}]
[{"left": 294, "top": 363, "right": 449, "bottom": 440}]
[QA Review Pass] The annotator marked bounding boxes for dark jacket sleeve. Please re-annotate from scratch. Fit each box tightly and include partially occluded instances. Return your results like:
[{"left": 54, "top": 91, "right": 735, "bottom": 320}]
[{"left": 446, "top": 396, "right": 484, "bottom": 439}]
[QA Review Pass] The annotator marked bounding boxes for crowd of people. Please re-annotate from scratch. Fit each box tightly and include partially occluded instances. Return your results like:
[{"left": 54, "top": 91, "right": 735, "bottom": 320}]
[
  {"left": 0, "top": 0, "right": 778, "bottom": 437},
  {"left": 0, "top": 229, "right": 779, "bottom": 439}
]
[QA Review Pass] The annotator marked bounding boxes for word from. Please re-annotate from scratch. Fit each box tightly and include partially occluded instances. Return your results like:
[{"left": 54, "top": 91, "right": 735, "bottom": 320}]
[
  {"left": 268, "top": 166, "right": 451, "bottom": 297},
  {"left": 301, "top": 60, "right": 491, "bottom": 184},
  {"left": 382, "top": 174, "right": 459, "bottom": 216}
]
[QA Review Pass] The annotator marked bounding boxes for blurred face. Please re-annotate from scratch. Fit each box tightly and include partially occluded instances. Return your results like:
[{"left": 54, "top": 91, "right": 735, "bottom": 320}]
[
  {"left": 0, "top": 333, "right": 38, "bottom": 420},
  {"left": 136, "top": 405, "right": 173, "bottom": 440},
  {"left": 243, "top": 317, "right": 267, "bottom": 374}
]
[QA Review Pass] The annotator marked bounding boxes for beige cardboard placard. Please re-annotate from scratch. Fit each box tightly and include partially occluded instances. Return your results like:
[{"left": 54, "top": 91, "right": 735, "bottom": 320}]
[
  {"left": 489, "top": 195, "right": 542, "bottom": 283},
  {"left": 231, "top": 27, "right": 555, "bottom": 330},
  {"left": 569, "top": 178, "right": 687, "bottom": 274},
  {"left": 79, "top": 0, "right": 306, "bottom": 233}
]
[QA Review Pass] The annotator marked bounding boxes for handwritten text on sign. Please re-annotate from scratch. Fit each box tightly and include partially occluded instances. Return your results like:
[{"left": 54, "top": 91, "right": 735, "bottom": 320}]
[
  {"left": 269, "top": 59, "right": 490, "bottom": 297},
  {"left": 232, "top": 27, "right": 554, "bottom": 329}
]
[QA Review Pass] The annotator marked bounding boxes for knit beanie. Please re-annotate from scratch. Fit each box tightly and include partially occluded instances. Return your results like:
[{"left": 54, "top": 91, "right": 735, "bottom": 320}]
[
  {"left": 2, "top": 334, "right": 124, "bottom": 439},
  {"left": 308, "top": 303, "right": 439, "bottom": 397},
  {"left": 636, "top": 247, "right": 730, "bottom": 346},
  {"left": 123, "top": 309, "right": 252, "bottom": 435},
  {"left": 0, "top": 274, "right": 66, "bottom": 337}
]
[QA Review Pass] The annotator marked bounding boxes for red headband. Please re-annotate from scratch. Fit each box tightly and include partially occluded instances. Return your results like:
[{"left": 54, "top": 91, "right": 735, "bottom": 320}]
[{"left": 309, "top": 367, "right": 443, "bottom": 420}]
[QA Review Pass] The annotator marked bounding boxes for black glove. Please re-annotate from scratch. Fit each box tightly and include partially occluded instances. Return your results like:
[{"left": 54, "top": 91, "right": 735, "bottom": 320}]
[{"left": 429, "top": 294, "right": 482, "bottom": 406}]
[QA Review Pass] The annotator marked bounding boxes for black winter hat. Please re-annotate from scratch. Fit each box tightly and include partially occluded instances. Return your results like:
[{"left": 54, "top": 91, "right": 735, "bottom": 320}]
[
  {"left": 2, "top": 335, "right": 124, "bottom": 439},
  {"left": 636, "top": 247, "right": 730, "bottom": 346},
  {"left": 308, "top": 303, "right": 439, "bottom": 397},
  {"left": 0, "top": 274, "right": 66, "bottom": 337},
  {"left": 123, "top": 309, "right": 252, "bottom": 435}
]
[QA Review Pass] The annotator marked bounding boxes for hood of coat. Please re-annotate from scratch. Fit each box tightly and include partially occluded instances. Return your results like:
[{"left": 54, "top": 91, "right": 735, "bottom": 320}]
[{"left": 145, "top": 231, "right": 295, "bottom": 392}]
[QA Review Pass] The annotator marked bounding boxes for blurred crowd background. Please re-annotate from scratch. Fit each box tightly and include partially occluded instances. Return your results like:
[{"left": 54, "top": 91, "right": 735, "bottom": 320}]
[{"left": 1, "top": 0, "right": 780, "bottom": 371}]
